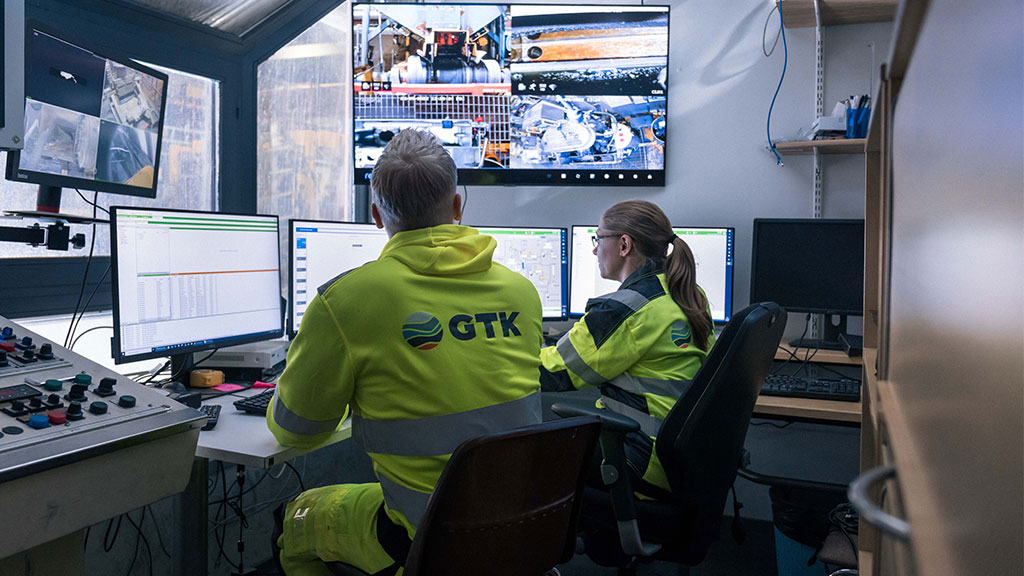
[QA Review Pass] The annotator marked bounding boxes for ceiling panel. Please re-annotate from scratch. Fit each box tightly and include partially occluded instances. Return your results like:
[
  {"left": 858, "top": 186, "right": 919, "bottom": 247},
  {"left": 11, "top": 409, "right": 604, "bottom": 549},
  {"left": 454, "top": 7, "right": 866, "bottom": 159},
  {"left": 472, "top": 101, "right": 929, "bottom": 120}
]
[{"left": 123, "top": 0, "right": 293, "bottom": 36}]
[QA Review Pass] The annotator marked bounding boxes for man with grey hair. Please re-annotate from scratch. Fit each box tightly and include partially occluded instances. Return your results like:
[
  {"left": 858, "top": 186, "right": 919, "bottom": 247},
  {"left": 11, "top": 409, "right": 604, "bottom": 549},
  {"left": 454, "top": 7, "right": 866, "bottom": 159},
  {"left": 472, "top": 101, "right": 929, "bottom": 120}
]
[{"left": 268, "top": 129, "right": 543, "bottom": 575}]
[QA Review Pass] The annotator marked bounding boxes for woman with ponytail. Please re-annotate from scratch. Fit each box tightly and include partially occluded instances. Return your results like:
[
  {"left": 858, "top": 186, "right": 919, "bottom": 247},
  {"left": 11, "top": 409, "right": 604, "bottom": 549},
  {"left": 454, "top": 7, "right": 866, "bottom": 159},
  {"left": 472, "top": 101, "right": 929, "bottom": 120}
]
[{"left": 540, "top": 200, "right": 715, "bottom": 499}]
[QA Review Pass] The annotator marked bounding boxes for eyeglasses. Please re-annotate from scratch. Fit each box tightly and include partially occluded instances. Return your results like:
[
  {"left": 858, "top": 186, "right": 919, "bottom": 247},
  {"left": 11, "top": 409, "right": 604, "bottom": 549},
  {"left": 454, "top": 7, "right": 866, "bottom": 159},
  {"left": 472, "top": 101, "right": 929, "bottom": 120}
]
[{"left": 591, "top": 233, "right": 620, "bottom": 248}]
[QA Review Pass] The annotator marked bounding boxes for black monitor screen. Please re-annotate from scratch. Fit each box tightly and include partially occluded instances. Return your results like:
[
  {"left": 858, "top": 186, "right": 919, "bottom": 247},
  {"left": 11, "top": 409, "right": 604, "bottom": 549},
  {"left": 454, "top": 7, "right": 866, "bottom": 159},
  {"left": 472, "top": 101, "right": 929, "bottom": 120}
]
[
  {"left": 6, "top": 24, "right": 168, "bottom": 198},
  {"left": 750, "top": 219, "right": 864, "bottom": 315},
  {"left": 353, "top": 3, "right": 668, "bottom": 186}
]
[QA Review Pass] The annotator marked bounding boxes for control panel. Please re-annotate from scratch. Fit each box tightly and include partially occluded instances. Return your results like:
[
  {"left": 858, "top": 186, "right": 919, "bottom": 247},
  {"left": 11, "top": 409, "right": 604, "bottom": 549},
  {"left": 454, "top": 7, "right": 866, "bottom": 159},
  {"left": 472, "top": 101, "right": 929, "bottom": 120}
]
[{"left": 0, "top": 314, "right": 204, "bottom": 560}]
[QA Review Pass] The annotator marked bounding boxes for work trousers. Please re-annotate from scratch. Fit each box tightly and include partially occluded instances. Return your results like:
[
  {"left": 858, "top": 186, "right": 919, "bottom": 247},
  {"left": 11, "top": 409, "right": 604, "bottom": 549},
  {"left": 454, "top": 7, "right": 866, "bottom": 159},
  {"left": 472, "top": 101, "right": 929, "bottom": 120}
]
[{"left": 276, "top": 483, "right": 409, "bottom": 576}]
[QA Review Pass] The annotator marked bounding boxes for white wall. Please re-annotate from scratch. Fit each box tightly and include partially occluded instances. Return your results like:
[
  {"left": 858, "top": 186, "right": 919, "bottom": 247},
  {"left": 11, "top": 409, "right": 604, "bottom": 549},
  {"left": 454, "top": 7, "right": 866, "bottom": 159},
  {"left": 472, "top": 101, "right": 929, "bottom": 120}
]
[{"left": 462, "top": 0, "right": 892, "bottom": 317}]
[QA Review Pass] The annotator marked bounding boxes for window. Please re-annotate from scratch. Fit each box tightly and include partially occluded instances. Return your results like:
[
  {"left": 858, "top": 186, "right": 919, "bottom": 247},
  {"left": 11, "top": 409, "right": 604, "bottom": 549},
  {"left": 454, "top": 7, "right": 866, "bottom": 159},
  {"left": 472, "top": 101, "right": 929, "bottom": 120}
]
[
  {"left": 0, "top": 65, "right": 220, "bottom": 258},
  {"left": 257, "top": 2, "right": 355, "bottom": 277}
]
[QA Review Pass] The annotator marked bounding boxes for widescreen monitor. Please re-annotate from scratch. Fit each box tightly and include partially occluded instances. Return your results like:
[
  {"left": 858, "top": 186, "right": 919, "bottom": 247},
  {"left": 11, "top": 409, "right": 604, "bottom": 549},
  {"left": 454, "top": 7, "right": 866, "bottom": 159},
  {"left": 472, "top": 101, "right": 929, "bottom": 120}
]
[
  {"left": 111, "top": 207, "right": 283, "bottom": 364},
  {"left": 569, "top": 225, "right": 734, "bottom": 322},
  {"left": 6, "top": 23, "right": 168, "bottom": 199},
  {"left": 353, "top": 3, "right": 669, "bottom": 186},
  {"left": 289, "top": 220, "right": 390, "bottom": 335},
  {"left": 750, "top": 218, "right": 864, "bottom": 348},
  {"left": 476, "top": 226, "right": 568, "bottom": 319}
]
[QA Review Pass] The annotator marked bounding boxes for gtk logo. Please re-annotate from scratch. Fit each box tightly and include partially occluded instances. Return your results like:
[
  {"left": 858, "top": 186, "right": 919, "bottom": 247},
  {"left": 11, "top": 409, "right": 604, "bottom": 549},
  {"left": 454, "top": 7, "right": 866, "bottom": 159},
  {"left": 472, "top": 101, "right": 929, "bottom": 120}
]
[
  {"left": 402, "top": 311, "right": 522, "bottom": 350},
  {"left": 670, "top": 320, "right": 692, "bottom": 348}
]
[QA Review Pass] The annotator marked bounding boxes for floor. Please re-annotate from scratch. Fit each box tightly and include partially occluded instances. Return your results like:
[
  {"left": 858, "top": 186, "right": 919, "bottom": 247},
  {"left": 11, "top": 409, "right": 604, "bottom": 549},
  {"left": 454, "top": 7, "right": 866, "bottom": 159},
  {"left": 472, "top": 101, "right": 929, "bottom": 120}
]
[{"left": 255, "top": 518, "right": 779, "bottom": 575}]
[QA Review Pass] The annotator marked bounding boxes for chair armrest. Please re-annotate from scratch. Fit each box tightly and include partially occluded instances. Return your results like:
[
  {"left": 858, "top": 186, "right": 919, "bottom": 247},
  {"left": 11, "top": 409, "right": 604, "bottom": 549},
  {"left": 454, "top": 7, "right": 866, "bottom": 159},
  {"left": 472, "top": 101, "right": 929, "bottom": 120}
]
[
  {"left": 550, "top": 402, "right": 642, "bottom": 434},
  {"left": 550, "top": 401, "right": 660, "bottom": 558}
]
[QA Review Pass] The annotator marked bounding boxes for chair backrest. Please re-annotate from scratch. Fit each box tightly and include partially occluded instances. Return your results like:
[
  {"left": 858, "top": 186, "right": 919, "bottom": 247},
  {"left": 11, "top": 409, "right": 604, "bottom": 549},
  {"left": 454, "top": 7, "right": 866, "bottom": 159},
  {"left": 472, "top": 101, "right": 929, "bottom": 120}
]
[
  {"left": 654, "top": 302, "right": 787, "bottom": 561},
  {"left": 404, "top": 416, "right": 602, "bottom": 576}
]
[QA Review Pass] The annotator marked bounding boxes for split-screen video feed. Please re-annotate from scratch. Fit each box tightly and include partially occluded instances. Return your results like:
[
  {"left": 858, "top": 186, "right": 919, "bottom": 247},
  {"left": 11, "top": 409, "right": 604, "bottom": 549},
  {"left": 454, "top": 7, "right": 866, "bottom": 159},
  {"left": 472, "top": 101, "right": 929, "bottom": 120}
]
[{"left": 353, "top": 4, "right": 668, "bottom": 175}]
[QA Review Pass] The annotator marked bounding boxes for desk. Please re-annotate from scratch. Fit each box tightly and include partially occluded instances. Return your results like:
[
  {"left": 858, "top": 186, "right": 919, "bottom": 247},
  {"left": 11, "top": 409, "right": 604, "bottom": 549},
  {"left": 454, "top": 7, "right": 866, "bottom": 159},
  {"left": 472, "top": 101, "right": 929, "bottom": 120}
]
[
  {"left": 181, "top": 388, "right": 352, "bottom": 575},
  {"left": 752, "top": 346, "right": 863, "bottom": 425}
]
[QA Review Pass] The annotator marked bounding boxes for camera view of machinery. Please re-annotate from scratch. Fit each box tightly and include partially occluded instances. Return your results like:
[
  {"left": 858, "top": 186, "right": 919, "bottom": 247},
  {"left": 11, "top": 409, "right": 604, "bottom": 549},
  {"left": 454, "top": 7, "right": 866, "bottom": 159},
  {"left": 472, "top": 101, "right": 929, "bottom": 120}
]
[
  {"left": 509, "top": 6, "right": 668, "bottom": 96},
  {"left": 353, "top": 4, "right": 510, "bottom": 87},
  {"left": 510, "top": 95, "right": 665, "bottom": 169},
  {"left": 16, "top": 30, "right": 163, "bottom": 188},
  {"left": 354, "top": 113, "right": 491, "bottom": 169}
]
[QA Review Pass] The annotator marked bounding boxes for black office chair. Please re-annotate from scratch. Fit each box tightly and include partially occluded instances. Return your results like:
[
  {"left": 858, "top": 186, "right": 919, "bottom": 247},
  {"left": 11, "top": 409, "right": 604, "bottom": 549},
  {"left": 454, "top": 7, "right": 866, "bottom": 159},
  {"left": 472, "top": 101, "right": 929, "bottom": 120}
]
[
  {"left": 325, "top": 416, "right": 602, "bottom": 576},
  {"left": 552, "top": 302, "right": 787, "bottom": 572}
]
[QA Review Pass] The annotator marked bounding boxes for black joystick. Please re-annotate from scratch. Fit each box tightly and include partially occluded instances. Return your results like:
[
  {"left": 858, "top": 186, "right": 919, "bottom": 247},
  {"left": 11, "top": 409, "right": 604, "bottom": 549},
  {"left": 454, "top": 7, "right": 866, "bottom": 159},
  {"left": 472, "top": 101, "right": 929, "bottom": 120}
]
[
  {"left": 29, "top": 397, "right": 43, "bottom": 411},
  {"left": 95, "top": 377, "right": 117, "bottom": 398},
  {"left": 68, "top": 383, "right": 88, "bottom": 402},
  {"left": 10, "top": 400, "right": 26, "bottom": 413},
  {"left": 66, "top": 401, "right": 84, "bottom": 420},
  {"left": 20, "top": 349, "right": 37, "bottom": 363},
  {"left": 38, "top": 343, "right": 54, "bottom": 360}
]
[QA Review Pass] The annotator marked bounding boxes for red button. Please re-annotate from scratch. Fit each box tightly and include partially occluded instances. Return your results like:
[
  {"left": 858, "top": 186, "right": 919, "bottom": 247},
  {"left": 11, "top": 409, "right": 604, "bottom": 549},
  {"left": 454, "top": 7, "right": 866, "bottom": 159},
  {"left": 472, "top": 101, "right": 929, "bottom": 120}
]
[
  {"left": 0, "top": 341, "right": 14, "bottom": 353},
  {"left": 48, "top": 411, "right": 67, "bottom": 425}
]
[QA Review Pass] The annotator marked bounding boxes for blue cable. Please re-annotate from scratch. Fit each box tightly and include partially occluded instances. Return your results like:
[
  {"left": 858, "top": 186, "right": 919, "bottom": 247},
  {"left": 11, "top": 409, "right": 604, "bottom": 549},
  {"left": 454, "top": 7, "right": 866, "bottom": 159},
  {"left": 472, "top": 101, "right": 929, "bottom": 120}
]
[{"left": 766, "top": 3, "right": 788, "bottom": 166}]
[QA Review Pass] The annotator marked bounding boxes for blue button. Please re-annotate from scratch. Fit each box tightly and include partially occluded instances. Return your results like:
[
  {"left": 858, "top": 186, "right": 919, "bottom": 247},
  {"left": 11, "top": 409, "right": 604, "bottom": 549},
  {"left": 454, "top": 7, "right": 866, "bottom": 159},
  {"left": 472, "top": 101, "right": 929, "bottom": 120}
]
[{"left": 27, "top": 414, "right": 50, "bottom": 429}]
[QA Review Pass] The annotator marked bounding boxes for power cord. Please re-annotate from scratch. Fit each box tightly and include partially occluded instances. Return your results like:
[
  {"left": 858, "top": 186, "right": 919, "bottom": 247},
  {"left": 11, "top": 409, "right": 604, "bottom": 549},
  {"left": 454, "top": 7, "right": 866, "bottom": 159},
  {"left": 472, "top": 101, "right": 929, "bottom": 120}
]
[
  {"left": 765, "top": 0, "right": 788, "bottom": 166},
  {"left": 64, "top": 191, "right": 100, "bottom": 348},
  {"left": 70, "top": 325, "right": 112, "bottom": 351}
]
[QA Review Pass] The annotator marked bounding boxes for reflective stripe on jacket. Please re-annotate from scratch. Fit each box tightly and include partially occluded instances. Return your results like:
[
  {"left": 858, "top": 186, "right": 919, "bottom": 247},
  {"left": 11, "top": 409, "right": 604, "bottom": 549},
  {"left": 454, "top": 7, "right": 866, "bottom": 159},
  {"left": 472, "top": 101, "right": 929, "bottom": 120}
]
[
  {"left": 540, "top": 260, "right": 713, "bottom": 492},
  {"left": 269, "top": 224, "right": 543, "bottom": 533}
]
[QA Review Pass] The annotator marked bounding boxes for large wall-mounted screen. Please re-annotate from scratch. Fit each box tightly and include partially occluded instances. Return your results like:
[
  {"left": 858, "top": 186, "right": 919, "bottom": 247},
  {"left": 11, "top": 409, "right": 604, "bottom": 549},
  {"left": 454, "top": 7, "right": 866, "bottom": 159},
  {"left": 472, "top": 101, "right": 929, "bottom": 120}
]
[{"left": 353, "top": 3, "right": 669, "bottom": 186}]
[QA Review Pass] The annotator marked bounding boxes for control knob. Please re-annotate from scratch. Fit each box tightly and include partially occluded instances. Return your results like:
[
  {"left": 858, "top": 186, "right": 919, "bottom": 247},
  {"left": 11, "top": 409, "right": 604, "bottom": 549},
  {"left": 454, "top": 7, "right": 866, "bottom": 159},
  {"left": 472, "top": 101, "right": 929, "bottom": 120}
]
[
  {"left": 48, "top": 411, "right": 67, "bottom": 425},
  {"left": 88, "top": 401, "right": 108, "bottom": 415},
  {"left": 20, "top": 349, "right": 37, "bottom": 363},
  {"left": 68, "top": 384, "right": 89, "bottom": 402},
  {"left": 0, "top": 341, "right": 14, "bottom": 353},
  {"left": 38, "top": 343, "right": 54, "bottom": 360},
  {"left": 28, "top": 396, "right": 43, "bottom": 411},
  {"left": 9, "top": 400, "right": 26, "bottom": 414},
  {"left": 73, "top": 373, "right": 92, "bottom": 386},
  {"left": 44, "top": 379, "right": 63, "bottom": 392},
  {"left": 0, "top": 326, "right": 13, "bottom": 340},
  {"left": 95, "top": 377, "right": 117, "bottom": 397},
  {"left": 16, "top": 336, "right": 33, "bottom": 350},
  {"left": 118, "top": 395, "right": 137, "bottom": 408},
  {"left": 66, "top": 401, "right": 84, "bottom": 420}
]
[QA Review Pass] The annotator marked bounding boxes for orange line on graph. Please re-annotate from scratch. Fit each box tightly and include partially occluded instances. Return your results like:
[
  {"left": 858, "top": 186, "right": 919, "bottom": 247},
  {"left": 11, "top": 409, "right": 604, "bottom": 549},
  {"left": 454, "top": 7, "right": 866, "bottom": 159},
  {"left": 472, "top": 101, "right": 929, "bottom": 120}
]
[{"left": 169, "top": 269, "right": 279, "bottom": 276}]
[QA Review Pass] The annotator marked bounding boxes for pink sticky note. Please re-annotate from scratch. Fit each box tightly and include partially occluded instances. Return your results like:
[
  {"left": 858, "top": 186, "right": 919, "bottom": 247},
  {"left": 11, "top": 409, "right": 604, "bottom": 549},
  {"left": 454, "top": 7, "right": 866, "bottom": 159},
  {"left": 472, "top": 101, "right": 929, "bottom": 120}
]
[
  {"left": 253, "top": 381, "right": 276, "bottom": 389},
  {"left": 211, "top": 383, "right": 246, "bottom": 392}
]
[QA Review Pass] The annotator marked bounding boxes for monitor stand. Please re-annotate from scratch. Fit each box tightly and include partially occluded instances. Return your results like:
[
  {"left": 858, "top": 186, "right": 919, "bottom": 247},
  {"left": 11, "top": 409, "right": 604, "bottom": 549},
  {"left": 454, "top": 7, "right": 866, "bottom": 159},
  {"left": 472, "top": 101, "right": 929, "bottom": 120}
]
[
  {"left": 170, "top": 352, "right": 195, "bottom": 388},
  {"left": 789, "top": 314, "right": 848, "bottom": 351},
  {"left": 4, "top": 185, "right": 109, "bottom": 224}
]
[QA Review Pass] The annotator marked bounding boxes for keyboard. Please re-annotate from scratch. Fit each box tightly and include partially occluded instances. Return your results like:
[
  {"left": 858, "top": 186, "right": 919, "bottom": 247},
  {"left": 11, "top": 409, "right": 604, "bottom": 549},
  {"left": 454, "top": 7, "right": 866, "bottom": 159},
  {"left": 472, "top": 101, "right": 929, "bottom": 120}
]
[
  {"left": 232, "top": 389, "right": 276, "bottom": 415},
  {"left": 760, "top": 374, "right": 861, "bottom": 402}
]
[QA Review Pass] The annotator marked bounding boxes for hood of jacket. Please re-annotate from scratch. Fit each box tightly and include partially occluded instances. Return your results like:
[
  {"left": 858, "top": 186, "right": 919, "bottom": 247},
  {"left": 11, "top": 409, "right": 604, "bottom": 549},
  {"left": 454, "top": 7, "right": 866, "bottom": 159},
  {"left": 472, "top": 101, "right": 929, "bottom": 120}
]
[{"left": 379, "top": 224, "right": 495, "bottom": 275}]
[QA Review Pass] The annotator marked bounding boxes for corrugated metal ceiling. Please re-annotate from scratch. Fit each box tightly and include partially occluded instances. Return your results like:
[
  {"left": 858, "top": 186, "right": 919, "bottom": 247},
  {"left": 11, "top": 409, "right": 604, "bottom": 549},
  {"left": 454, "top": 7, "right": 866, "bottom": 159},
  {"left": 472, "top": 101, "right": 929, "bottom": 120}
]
[{"left": 122, "top": 0, "right": 294, "bottom": 36}]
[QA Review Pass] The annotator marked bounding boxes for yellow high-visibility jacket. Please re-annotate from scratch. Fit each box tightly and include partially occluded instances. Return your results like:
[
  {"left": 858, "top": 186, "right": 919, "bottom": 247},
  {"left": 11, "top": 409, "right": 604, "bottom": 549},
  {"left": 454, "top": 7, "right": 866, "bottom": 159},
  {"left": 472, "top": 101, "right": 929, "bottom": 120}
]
[
  {"left": 268, "top": 225, "right": 543, "bottom": 535},
  {"left": 540, "top": 260, "right": 713, "bottom": 493}
]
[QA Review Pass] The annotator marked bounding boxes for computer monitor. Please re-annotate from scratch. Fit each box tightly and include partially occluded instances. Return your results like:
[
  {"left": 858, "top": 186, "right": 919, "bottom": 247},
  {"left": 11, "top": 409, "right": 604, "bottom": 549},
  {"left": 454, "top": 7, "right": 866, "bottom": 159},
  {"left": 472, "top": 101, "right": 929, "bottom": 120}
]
[
  {"left": 6, "top": 23, "right": 169, "bottom": 212},
  {"left": 111, "top": 207, "right": 283, "bottom": 378},
  {"left": 569, "top": 225, "right": 734, "bottom": 322},
  {"left": 352, "top": 3, "right": 669, "bottom": 186},
  {"left": 476, "top": 226, "right": 568, "bottom": 319},
  {"left": 750, "top": 218, "right": 864, "bottom": 350},
  {"left": 289, "top": 220, "right": 390, "bottom": 336}
]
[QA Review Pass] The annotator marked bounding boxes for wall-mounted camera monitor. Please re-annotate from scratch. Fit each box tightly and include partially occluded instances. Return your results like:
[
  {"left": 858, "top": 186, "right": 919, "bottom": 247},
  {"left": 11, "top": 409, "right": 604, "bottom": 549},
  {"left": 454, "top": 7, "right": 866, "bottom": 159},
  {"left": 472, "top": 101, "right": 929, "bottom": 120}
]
[
  {"left": 6, "top": 23, "right": 168, "bottom": 199},
  {"left": 352, "top": 3, "right": 669, "bottom": 186}
]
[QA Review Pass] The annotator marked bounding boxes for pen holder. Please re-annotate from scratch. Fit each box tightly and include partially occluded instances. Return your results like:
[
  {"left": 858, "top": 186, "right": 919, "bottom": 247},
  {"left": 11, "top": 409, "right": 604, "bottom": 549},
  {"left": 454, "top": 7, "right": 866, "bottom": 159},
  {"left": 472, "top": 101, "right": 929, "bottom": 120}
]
[{"left": 846, "top": 107, "right": 870, "bottom": 139}]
